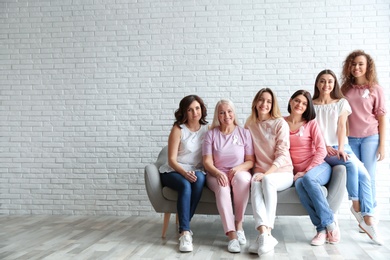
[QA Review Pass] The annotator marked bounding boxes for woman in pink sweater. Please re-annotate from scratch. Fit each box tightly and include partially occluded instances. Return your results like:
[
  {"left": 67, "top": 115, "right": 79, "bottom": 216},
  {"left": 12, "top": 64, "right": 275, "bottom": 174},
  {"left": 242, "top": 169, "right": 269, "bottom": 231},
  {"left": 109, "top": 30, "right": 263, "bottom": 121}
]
[
  {"left": 285, "top": 90, "right": 340, "bottom": 246},
  {"left": 245, "top": 88, "right": 293, "bottom": 256}
]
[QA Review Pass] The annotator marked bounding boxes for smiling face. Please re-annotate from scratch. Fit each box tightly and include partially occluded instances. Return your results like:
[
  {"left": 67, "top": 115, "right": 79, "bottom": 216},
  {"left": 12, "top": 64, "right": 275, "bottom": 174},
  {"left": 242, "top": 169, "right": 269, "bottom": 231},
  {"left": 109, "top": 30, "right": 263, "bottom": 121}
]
[
  {"left": 186, "top": 100, "right": 202, "bottom": 123},
  {"left": 350, "top": 55, "right": 367, "bottom": 80},
  {"left": 217, "top": 103, "right": 235, "bottom": 126},
  {"left": 316, "top": 73, "right": 336, "bottom": 95},
  {"left": 256, "top": 92, "right": 273, "bottom": 117},
  {"left": 289, "top": 94, "right": 308, "bottom": 116}
]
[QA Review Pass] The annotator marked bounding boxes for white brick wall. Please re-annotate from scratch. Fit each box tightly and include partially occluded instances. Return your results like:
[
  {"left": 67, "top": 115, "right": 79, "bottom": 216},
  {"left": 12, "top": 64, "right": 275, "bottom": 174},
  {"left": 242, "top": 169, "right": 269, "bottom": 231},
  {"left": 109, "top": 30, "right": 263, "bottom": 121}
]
[{"left": 1, "top": 0, "right": 389, "bottom": 220}]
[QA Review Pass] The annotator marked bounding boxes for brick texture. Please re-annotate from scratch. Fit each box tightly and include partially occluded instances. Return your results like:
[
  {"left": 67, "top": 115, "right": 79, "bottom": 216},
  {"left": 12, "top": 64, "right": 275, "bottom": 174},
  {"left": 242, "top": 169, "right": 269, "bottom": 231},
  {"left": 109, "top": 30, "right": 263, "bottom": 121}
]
[{"left": 0, "top": 0, "right": 389, "bottom": 220}]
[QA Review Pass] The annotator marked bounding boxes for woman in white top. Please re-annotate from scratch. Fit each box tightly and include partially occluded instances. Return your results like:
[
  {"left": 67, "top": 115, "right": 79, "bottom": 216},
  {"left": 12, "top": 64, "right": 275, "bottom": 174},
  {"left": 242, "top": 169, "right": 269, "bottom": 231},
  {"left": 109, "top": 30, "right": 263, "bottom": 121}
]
[
  {"left": 312, "top": 69, "right": 382, "bottom": 245},
  {"left": 159, "top": 95, "right": 209, "bottom": 252}
]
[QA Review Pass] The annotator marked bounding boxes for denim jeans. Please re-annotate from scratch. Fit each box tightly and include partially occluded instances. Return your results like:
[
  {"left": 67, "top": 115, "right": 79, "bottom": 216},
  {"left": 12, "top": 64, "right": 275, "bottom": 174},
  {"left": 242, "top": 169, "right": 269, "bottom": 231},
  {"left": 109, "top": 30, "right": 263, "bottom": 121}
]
[
  {"left": 348, "top": 134, "right": 379, "bottom": 207},
  {"left": 325, "top": 144, "right": 374, "bottom": 216},
  {"left": 160, "top": 171, "right": 206, "bottom": 233},
  {"left": 295, "top": 162, "right": 333, "bottom": 232}
]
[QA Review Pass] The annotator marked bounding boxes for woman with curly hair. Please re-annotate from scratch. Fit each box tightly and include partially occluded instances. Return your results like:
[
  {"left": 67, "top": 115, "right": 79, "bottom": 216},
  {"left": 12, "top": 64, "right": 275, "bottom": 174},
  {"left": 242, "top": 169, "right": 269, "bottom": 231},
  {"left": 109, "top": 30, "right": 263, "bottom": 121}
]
[{"left": 340, "top": 50, "right": 386, "bottom": 211}]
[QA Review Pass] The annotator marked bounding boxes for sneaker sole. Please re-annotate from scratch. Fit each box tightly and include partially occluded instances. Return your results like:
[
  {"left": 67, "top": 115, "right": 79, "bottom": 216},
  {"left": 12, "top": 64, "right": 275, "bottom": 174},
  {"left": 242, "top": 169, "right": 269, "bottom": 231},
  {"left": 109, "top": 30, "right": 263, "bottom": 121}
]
[{"left": 358, "top": 224, "right": 382, "bottom": 245}]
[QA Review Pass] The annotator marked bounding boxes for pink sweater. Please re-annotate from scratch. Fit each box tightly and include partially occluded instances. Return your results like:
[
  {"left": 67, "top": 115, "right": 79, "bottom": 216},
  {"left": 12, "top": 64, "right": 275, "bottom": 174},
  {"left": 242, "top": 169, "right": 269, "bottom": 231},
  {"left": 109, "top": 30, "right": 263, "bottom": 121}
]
[
  {"left": 246, "top": 118, "right": 293, "bottom": 173},
  {"left": 286, "top": 119, "right": 327, "bottom": 174},
  {"left": 344, "top": 84, "right": 386, "bottom": 138}
]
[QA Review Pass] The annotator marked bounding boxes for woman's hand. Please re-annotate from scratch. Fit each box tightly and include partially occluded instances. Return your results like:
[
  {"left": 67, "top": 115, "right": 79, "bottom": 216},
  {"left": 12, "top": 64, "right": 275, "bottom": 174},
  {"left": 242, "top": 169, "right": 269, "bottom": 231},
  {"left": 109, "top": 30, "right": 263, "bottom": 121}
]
[
  {"left": 183, "top": 171, "right": 197, "bottom": 183},
  {"left": 228, "top": 168, "right": 237, "bottom": 181},
  {"left": 337, "top": 149, "right": 349, "bottom": 162},
  {"left": 252, "top": 173, "right": 265, "bottom": 182},
  {"left": 326, "top": 146, "right": 338, "bottom": 156},
  {"left": 377, "top": 145, "right": 385, "bottom": 161},
  {"left": 293, "top": 171, "right": 305, "bottom": 181},
  {"left": 216, "top": 173, "right": 229, "bottom": 187}
]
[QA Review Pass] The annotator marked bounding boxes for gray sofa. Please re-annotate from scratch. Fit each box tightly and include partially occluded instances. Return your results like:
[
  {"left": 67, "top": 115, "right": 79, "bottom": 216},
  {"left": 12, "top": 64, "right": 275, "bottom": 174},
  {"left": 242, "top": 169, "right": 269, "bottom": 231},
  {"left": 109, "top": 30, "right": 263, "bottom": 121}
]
[{"left": 144, "top": 146, "right": 347, "bottom": 237}]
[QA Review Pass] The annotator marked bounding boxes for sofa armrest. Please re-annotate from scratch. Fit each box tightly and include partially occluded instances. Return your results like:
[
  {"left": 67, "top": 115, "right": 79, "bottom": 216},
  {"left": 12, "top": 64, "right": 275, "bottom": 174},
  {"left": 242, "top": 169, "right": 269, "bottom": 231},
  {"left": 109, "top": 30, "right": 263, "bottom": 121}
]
[
  {"left": 326, "top": 165, "right": 347, "bottom": 213},
  {"left": 144, "top": 163, "right": 166, "bottom": 213}
]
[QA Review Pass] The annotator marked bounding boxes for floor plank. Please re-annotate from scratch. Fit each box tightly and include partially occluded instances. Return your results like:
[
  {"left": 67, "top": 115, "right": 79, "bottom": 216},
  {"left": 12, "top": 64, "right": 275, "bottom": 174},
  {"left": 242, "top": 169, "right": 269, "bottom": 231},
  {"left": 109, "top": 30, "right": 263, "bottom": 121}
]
[{"left": 0, "top": 215, "right": 389, "bottom": 259}]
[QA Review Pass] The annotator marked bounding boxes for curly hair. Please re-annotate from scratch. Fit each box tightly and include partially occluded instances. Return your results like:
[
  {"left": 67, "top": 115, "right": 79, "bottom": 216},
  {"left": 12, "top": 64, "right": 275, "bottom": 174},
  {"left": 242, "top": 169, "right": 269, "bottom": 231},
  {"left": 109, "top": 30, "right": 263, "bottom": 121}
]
[{"left": 340, "top": 50, "right": 378, "bottom": 94}]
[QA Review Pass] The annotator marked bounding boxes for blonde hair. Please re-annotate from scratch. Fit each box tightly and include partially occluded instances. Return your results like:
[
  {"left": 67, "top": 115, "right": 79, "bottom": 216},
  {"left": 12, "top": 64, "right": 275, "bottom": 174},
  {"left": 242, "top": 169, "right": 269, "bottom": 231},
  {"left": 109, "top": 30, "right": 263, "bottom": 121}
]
[{"left": 210, "top": 99, "right": 240, "bottom": 129}]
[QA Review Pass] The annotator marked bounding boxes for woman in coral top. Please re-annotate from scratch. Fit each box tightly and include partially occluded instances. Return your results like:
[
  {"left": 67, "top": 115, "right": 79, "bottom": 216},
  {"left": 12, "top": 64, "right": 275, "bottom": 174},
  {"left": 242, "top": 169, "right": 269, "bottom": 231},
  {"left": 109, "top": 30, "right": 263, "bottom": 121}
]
[
  {"left": 285, "top": 90, "right": 339, "bottom": 246},
  {"left": 341, "top": 50, "right": 386, "bottom": 209},
  {"left": 245, "top": 88, "right": 293, "bottom": 256}
]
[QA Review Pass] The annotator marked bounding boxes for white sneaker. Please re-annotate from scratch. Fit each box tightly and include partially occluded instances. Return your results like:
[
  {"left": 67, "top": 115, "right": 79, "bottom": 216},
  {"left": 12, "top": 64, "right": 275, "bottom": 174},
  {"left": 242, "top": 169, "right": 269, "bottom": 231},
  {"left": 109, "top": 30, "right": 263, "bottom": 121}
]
[
  {"left": 236, "top": 230, "right": 246, "bottom": 245},
  {"left": 359, "top": 221, "right": 383, "bottom": 245},
  {"left": 248, "top": 235, "right": 260, "bottom": 254},
  {"left": 258, "top": 234, "right": 278, "bottom": 255},
  {"left": 350, "top": 206, "right": 363, "bottom": 224},
  {"left": 227, "top": 239, "right": 240, "bottom": 253},
  {"left": 179, "top": 234, "right": 193, "bottom": 252}
]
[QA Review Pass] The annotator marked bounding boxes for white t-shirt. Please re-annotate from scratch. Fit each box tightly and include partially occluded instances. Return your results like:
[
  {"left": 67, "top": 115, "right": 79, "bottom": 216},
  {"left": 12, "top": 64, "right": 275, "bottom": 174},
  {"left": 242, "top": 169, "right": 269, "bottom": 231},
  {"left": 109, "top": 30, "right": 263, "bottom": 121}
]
[
  {"left": 159, "top": 124, "right": 209, "bottom": 173},
  {"left": 314, "top": 98, "right": 351, "bottom": 147}
]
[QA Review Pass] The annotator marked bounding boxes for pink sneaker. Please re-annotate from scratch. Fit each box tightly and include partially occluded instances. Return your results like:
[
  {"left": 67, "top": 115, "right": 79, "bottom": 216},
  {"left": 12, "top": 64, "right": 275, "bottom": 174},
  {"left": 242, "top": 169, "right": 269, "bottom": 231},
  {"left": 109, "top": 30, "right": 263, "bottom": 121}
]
[
  {"left": 311, "top": 232, "right": 326, "bottom": 246},
  {"left": 327, "top": 222, "right": 341, "bottom": 244}
]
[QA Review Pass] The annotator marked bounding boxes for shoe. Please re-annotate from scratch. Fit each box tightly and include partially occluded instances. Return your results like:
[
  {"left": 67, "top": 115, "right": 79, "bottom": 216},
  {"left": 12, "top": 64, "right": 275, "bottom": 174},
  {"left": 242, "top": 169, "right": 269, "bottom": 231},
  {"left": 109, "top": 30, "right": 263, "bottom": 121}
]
[
  {"left": 248, "top": 235, "right": 260, "bottom": 254},
  {"left": 327, "top": 222, "right": 341, "bottom": 244},
  {"left": 258, "top": 234, "right": 278, "bottom": 255},
  {"left": 227, "top": 239, "right": 240, "bottom": 253},
  {"left": 359, "top": 221, "right": 383, "bottom": 245},
  {"left": 350, "top": 206, "right": 364, "bottom": 224},
  {"left": 359, "top": 227, "right": 365, "bottom": 233},
  {"left": 236, "top": 230, "right": 246, "bottom": 245},
  {"left": 179, "top": 234, "right": 193, "bottom": 252},
  {"left": 310, "top": 232, "right": 326, "bottom": 246}
]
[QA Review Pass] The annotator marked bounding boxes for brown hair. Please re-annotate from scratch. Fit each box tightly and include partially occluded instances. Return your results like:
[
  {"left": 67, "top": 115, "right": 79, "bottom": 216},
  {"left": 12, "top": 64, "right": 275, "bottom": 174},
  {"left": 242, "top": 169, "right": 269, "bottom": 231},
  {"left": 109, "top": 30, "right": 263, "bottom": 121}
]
[
  {"left": 174, "top": 95, "right": 208, "bottom": 127},
  {"left": 312, "top": 69, "right": 344, "bottom": 100},
  {"left": 288, "top": 90, "right": 316, "bottom": 122},
  {"left": 340, "top": 50, "right": 378, "bottom": 94},
  {"left": 246, "top": 88, "right": 282, "bottom": 125}
]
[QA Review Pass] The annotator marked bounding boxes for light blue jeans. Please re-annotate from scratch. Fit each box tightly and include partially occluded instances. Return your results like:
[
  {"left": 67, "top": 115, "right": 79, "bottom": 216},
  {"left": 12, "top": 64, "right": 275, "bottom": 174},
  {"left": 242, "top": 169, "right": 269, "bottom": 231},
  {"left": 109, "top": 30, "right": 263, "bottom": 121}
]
[
  {"left": 325, "top": 144, "right": 374, "bottom": 217},
  {"left": 348, "top": 134, "right": 378, "bottom": 207},
  {"left": 295, "top": 162, "right": 333, "bottom": 232}
]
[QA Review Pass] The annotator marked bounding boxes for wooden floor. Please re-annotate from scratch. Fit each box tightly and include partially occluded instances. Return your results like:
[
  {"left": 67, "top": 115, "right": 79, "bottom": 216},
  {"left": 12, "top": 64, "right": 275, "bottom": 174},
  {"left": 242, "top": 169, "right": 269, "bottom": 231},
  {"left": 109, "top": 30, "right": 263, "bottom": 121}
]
[{"left": 0, "top": 215, "right": 389, "bottom": 260}]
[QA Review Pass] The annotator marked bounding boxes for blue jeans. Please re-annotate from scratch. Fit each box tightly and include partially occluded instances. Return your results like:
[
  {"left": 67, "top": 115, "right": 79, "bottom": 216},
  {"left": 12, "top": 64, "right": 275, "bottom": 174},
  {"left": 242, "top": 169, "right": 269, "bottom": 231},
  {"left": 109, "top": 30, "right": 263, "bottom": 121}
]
[
  {"left": 325, "top": 144, "right": 374, "bottom": 216},
  {"left": 295, "top": 162, "right": 333, "bottom": 232},
  {"left": 160, "top": 171, "right": 206, "bottom": 233},
  {"left": 348, "top": 134, "right": 378, "bottom": 207}
]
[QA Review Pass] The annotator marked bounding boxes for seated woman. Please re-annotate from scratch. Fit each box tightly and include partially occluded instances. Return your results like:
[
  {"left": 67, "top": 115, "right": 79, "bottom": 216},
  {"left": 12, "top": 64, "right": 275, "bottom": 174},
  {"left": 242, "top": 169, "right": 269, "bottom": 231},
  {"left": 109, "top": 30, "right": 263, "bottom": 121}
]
[
  {"left": 159, "top": 95, "right": 209, "bottom": 252},
  {"left": 285, "top": 89, "right": 340, "bottom": 246},
  {"left": 245, "top": 88, "right": 294, "bottom": 256},
  {"left": 202, "top": 99, "right": 254, "bottom": 253}
]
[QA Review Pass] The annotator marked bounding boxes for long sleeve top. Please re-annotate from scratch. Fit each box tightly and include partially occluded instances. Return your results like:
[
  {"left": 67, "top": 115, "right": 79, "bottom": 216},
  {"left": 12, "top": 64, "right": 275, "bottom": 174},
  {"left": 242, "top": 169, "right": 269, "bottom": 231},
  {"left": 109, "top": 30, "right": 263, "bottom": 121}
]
[
  {"left": 287, "top": 119, "right": 327, "bottom": 174},
  {"left": 246, "top": 117, "right": 293, "bottom": 173}
]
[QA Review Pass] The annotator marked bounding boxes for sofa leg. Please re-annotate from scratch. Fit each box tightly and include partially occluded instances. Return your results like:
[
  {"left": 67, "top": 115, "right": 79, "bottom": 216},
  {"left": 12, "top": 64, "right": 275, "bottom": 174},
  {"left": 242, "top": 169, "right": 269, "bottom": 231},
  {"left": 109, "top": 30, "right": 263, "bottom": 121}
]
[{"left": 162, "top": 213, "right": 171, "bottom": 238}]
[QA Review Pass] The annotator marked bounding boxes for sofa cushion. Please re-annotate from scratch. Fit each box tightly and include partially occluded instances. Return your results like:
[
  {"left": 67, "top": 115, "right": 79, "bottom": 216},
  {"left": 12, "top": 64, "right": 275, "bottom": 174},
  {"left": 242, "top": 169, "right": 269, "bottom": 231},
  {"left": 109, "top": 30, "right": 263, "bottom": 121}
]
[{"left": 162, "top": 185, "right": 328, "bottom": 204}]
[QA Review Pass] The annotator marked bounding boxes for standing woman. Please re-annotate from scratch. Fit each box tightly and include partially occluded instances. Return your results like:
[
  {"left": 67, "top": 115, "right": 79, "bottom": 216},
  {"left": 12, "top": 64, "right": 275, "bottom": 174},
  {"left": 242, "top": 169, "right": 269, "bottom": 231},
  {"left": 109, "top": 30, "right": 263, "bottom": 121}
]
[
  {"left": 312, "top": 69, "right": 382, "bottom": 245},
  {"left": 341, "top": 50, "right": 386, "bottom": 209},
  {"left": 159, "top": 95, "right": 209, "bottom": 252},
  {"left": 245, "top": 88, "right": 293, "bottom": 256},
  {"left": 285, "top": 90, "right": 340, "bottom": 246},
  {"left": 202, "top": 99, "right": 254, "bottom": 253}
]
